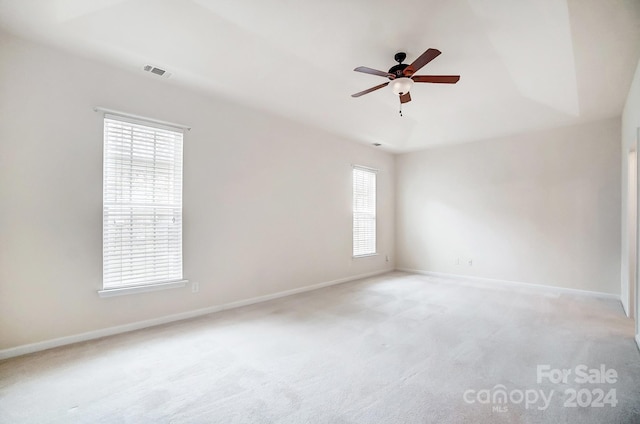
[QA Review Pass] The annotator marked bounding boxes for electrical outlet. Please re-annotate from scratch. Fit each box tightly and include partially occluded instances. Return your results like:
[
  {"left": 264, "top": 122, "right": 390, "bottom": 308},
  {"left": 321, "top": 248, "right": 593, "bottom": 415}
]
[
  {"left": 468, "top": 259, "right": 473, "bottom": 266},
  {"left": 385, "top": 255, "right": 389, "bottom": 262},
  {"left": 191, "top": 281, "right": 199, "bottom": 293}
]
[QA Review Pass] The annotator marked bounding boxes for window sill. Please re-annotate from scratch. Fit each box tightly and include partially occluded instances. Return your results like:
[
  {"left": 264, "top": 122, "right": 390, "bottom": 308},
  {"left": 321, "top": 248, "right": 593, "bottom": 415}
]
[
  {"left": 98, "top": 280, "right": 188, "bottom": 298},
  {"left": 353, "top": 253, "right": 379, "bottom": 259}
]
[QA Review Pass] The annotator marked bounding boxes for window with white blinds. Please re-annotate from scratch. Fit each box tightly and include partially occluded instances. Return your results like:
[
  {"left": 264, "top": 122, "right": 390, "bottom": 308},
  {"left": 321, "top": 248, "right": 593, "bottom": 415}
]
[
  {"left": 103, "top": 114, "right": 183, "bottom": 290},
  {"left": 353, "top": 166, "right": 377, "bottom": 257}
]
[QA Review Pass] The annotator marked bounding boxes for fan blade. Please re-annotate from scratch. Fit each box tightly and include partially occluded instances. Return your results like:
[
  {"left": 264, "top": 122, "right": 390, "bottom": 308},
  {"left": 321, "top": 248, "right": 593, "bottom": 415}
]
[
  {"left": 412, "top": 75, "right": 460, "bottom": 84},
  {"left": 354, "top": 66, "right": 394, "bottom": 79},
  {"left": 400, "top": 92, "right": 411, "bottom": 104},
  {"left": 403, "top": 48, "right": 441, "bottom": 76},
  {"left": 351, "top": 82, "right": 390, "bottom": 98}
]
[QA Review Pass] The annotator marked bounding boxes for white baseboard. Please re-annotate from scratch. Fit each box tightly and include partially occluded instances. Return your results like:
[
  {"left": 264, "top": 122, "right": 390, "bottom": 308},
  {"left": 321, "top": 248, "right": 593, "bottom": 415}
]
[
  {"left": 0, "top": 269, "right": 393, "bottom": 360},
  {"left": 396, "top": 268, "right": 621, "bottom": 301}
]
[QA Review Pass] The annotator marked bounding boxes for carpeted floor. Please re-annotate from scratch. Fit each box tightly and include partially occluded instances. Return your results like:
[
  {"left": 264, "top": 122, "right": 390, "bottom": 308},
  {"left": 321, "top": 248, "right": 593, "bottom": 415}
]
[{"left": 1, "top": 272, "right": 639, "bottom": 423}]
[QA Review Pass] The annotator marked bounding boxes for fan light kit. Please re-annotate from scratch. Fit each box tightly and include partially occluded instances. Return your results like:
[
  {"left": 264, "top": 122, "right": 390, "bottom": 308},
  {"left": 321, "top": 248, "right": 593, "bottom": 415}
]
[
  {"left": 391, "top": 78, "right": 414, "bottom": 95},
  {"left": 352, "top": 49, "right": 460, "bottom": 116}
]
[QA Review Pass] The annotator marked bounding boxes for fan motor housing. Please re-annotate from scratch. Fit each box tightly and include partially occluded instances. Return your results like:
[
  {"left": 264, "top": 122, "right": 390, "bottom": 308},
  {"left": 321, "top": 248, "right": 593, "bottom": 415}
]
[{"left": 388, "top": 63, "right": 409, "bottom": 79}]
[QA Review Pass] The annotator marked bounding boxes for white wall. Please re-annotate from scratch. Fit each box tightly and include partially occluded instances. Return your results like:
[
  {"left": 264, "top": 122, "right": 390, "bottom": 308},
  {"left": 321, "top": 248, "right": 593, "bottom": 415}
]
[
  {"left": 0, "top": 32, "right": 395, "bottom": 351},
  {"left": 396, "top": 119, "right": 621, "bottom": 294},
  {"left": 621, "top": 58, "right": 640, "bottom": 332}
]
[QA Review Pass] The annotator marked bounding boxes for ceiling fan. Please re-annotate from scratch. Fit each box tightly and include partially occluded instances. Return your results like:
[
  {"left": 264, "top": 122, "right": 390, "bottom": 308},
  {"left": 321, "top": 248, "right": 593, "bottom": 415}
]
[{"left": 351, "top": 48, "right": 459, "bottom": 111}]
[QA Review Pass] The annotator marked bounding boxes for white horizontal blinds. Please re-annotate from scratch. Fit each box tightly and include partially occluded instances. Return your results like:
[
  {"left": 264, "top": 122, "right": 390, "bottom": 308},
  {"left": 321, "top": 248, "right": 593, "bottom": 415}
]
[
  {"left": 353, "top": 166, "right": 377, "bottom": 256},
  {"left": 103, "top": 114, "right": 183, "bottom": 289}
]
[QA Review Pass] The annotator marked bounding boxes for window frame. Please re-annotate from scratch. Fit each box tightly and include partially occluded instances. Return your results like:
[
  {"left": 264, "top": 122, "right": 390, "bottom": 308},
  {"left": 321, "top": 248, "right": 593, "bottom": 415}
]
[
  {"left": 99, "top": 111, "right": 188, "bottom": 297},
  {"left": 352, "top": 165, "right": 378, "bottom": 258}
]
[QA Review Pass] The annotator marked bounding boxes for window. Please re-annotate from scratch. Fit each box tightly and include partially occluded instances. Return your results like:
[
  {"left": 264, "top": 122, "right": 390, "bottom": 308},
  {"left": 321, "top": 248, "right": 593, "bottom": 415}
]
[
  {"left": 102, "top": 114, "right": 184, "bottom": 292},
  {"left": 353, "top": 166, "right": 377, "bottom": 256}
]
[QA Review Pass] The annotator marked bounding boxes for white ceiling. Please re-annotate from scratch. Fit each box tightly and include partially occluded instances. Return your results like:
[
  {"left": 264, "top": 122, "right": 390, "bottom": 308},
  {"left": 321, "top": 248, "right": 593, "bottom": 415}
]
[{"left": 1, "top": 0, "right": 639, "bottom": 152}]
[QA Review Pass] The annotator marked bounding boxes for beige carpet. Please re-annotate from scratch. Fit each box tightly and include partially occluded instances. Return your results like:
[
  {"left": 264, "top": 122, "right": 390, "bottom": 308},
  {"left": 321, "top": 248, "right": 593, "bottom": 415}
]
[{"left": 1, "top": 272, "right": 639, "bottom": 423}]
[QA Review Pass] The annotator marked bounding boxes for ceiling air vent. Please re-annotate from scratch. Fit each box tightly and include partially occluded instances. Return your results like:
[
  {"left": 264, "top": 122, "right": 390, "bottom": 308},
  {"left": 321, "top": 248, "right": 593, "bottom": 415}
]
[{"left": 143, "top": 64, "right": 171, "bottom": 78}]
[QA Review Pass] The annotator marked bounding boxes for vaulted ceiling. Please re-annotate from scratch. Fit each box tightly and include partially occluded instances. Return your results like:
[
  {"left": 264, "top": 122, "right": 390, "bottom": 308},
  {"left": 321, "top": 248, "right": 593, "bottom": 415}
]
[{"left": 1, "top": 0, "right": 639, "bottom": 152}]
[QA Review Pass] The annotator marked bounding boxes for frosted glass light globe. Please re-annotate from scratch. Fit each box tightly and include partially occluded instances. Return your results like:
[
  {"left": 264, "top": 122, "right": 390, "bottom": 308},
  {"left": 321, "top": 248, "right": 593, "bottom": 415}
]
[{"left": 391, "top": 77, "right": 414, "bottom": 95}]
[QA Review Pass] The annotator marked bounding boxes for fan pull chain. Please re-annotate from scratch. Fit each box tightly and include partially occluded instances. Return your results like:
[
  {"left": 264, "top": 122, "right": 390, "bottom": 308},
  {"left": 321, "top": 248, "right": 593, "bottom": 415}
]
[{"left": 399, "top": 103, "right": 403, "bottom": 117}]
